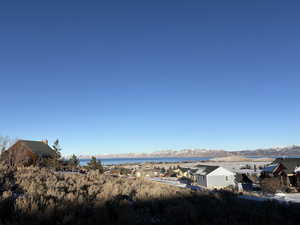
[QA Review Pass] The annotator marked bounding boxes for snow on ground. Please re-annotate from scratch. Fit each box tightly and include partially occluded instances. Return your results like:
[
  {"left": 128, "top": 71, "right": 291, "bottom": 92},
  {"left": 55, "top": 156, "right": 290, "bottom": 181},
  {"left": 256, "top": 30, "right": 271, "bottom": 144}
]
[
  {"left": 239, "top": 193, "right": 300, "bottom": 203},
  {"left": 149, "top": 177, "right": 187, "bottom": 188},
  {"left": 149, "top": 177, "right": 205, "bottom": 190},
  {"left": 272, "top": 193, "right": 300, "bottom": 203},
  {"left": 150, "top": 177, "right": 300, "bottom": 204}
]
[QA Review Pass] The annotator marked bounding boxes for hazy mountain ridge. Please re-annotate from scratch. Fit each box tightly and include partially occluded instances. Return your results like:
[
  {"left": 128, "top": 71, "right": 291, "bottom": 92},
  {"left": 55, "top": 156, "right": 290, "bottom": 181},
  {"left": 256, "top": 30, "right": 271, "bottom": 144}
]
[
  {"left": 77, "top": 145, "right": 300, "bottom": 159},
  {"left": 233, "top": 145, "right": 300, "bottom": 156}
]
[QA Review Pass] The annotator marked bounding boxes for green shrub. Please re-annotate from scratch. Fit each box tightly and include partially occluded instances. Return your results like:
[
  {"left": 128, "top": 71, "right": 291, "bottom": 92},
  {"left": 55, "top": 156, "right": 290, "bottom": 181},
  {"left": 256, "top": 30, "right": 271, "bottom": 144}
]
[{"left": 86, "top": 157, "right": 104, "bottom": 173}]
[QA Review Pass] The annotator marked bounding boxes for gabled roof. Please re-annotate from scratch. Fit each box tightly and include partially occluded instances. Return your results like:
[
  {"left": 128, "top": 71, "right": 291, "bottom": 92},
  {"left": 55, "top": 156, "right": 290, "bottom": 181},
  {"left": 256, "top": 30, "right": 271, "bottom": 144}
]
[
  {"left": 273, "top": 158, "right": 300, "bottom": 174},
  {"left": 194, "top": 165, "right": 219, "bottom": 175},
  {"left": 17, "top": 140, "right": 56, "bottom": 157},
  {"left": 262, "top": 164, "right": 279, "bottom": 173}
]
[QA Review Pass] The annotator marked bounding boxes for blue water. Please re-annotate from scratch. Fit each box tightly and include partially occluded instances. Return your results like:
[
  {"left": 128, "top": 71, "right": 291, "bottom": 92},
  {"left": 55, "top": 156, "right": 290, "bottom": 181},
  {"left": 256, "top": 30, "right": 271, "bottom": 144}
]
[
  {"left": 80, "top": 155, "right": 300, "bottom": 166},
  {"left": 80, "top": 157, "right": 212, "bottom": 166}
]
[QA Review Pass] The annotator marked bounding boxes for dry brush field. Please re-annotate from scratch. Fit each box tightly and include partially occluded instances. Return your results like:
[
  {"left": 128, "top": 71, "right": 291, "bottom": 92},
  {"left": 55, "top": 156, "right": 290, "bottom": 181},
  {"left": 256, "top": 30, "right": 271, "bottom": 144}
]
[{"left": 0, "top": 164, "right": 300, "bottom": 225}]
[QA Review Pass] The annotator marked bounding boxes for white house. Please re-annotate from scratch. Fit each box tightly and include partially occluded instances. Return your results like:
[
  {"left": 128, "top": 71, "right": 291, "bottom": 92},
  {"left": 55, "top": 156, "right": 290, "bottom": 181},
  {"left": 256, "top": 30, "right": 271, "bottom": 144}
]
[{"left": 193, "top": 165, "right": 235, "bottom": 188}]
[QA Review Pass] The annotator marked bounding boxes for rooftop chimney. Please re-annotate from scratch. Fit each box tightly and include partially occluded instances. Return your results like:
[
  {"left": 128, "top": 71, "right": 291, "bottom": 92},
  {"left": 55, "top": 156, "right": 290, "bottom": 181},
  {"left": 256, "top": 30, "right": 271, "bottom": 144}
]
[{"left": 42, "top": 139, "right": 48, "bottom": 145}]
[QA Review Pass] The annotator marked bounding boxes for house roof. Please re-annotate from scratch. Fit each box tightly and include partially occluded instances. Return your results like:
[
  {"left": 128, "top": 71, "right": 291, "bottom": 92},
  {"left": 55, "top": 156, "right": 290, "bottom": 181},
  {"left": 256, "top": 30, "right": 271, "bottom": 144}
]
[
  {"left": 235, "top": 173, "right": 253, "bottom": 184},
  {"left": 19, "top": 140, "right": 56, "bottom": 157},
  {"left": 178, "top": 167, "right": 189, "bottom": 172},
  {"left": 262, "top": 164, "right": 279, "bottom": 173},
  {"left": 189, "top": 168, "right": 199, "bottom": 173},
  {"left": 273, "top": 158, "right": 300, "bottom": 174},
  {"left": 177, "top": 167, "right": 199, "bottom": 174},
  {"left": 194, "top": 165, "right": 219, "bottom": 175}
]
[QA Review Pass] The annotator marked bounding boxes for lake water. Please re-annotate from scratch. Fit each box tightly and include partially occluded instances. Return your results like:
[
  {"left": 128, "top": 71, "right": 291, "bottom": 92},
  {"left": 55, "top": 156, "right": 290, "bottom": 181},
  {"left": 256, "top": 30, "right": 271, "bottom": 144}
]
[
  {"left": 79, "top": 157, "right": 212, "bottom": 166},
  {"left": 79, "top": 155, "right": 300, "bottom": 166}
]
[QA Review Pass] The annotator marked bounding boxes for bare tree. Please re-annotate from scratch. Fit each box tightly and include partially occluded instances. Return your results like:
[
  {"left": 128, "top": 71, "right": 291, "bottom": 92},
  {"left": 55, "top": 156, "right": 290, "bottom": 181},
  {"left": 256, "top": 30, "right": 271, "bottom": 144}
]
[
  {"left": 0, "top": 136, "right": 16, "bottom": 152},
  {"left": 260, "top": 177, "right": 284, "bottom": 194}
]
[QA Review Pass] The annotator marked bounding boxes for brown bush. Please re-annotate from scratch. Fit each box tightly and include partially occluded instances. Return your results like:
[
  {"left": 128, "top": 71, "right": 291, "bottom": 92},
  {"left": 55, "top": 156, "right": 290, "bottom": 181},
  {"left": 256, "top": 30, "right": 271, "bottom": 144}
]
[
  {"left": 260, "top": 177, "right": 285, "bottom": 193},
  {"left": 0, "top": 164, "right": 300, "bottom": 225}
]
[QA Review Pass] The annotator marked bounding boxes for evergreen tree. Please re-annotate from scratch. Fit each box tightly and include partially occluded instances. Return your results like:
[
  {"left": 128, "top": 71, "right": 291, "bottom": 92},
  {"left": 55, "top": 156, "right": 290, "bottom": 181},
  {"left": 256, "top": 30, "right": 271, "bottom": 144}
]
[
  {"left": 87, "top": 156, "right": 104, "bottom": 173},
  {"left": 47, "top": 139, "right": 62, "bottom": 169},
  {"left": 52, "top": 139, "right": 62, "bottom": 159},
  {"left": 69, "top": 154, "right": 80, "bottom": 169}
]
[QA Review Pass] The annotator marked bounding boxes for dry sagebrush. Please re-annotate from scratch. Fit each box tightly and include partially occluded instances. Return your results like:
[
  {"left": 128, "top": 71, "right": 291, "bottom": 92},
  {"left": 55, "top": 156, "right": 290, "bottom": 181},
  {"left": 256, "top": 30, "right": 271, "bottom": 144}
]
[
  {"left": 0, "top": 164, "right": 192, "bottom": 224},
  {"left": 1, "top": 164, "right": 300, "bottom": 225},
  {"left": 13, "top": 166, "right": 187, "bottom": 201}
]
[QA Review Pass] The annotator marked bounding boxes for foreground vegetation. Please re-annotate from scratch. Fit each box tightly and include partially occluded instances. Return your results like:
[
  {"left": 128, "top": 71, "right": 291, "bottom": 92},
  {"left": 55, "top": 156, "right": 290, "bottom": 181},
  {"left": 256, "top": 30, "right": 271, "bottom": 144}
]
[{"left": 0, "top": 164, "right": 299, "bottom": 225}]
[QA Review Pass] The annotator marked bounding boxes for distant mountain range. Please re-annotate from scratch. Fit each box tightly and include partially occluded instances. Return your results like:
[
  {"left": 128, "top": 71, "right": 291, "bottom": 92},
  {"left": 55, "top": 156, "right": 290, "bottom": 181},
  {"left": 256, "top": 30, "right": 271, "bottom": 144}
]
[{"left": 77, "top": 145, "right": 300, "bottom": 159}]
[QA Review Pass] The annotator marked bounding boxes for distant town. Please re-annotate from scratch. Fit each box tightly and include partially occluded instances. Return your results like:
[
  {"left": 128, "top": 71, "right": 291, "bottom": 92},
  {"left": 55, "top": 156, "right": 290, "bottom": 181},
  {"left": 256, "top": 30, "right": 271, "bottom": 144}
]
[{"left": 76, "top": 145, "right": 300, "bottom": 159}]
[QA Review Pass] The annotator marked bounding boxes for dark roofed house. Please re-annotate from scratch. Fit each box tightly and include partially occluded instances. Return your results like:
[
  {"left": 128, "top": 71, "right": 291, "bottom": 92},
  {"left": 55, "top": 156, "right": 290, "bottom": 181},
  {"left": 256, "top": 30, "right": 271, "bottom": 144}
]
[
  {"left": 2, "top": 140, "right": 57, "bottom": 167},
  {"left": 273, "top": 158, "right": 300, "bottom": 175},
  {"left": 194, "top": 165, "right": 220, "bottom": 175},
  {"left": 261, "top": 158, "right": 300, "bottom": 187}
]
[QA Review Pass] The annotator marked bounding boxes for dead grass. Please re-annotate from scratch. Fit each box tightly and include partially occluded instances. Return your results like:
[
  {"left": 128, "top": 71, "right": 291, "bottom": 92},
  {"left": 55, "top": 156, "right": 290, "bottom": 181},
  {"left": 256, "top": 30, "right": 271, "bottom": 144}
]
[{"left": 0, "top": 163, "right": 300, "bottom": 225}]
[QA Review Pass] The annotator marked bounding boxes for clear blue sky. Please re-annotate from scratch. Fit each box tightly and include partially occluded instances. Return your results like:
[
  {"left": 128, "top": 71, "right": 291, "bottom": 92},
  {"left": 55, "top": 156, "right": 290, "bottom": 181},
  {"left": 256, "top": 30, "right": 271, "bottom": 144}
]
[{"left": 1, "top": 1, "right": 300, "bottom": 155}]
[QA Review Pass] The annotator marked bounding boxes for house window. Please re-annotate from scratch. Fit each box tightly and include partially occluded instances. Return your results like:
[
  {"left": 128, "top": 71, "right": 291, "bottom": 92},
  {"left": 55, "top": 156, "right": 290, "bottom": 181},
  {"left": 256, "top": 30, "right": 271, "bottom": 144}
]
[{"left": 225, "top": 176, "right": 228, "bottom": 181}]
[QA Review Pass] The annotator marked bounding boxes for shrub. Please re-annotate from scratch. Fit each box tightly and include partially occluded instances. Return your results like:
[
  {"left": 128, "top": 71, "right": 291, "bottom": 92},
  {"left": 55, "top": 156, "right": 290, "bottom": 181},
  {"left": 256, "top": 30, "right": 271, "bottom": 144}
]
[
  {"left": 68, "top": 154, "right": 80, "bottom": 169},
  {"left": 86, "top": 156, "right": 104, "bottom": 173},
  {"left": 0, "top": 163, "right": 300, "bottom": 225},
  {"left": 260, "top": 177, "right": 284, "bottom": 194}
]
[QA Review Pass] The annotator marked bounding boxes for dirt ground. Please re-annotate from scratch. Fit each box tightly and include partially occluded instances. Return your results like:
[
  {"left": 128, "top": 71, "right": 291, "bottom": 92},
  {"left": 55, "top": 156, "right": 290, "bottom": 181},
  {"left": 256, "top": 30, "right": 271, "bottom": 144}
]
[{"left": 112, "top": 157, "right": 273, "bottom": 175}]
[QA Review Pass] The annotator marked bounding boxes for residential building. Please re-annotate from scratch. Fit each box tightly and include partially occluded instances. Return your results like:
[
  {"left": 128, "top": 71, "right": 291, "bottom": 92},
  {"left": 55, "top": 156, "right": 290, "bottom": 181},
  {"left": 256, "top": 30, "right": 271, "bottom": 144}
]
[
  {"left": 261, "top": 158, "right": 300, "bottom": 187},
  {"left": 193, "top": 165, "right": 235, "bottom": 188},
  {"left": 1, "top": 140, "right": 56, "bottom": 166},
  {"left": 135, "top": 168, "right": 161, "bottom": 178},
  {"left": 174, "top": 167, "right": 197, "bottom": 180}
]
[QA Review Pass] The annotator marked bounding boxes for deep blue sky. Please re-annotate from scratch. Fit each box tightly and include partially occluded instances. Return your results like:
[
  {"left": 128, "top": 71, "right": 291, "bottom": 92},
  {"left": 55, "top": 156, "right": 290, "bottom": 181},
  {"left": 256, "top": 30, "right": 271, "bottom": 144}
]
[{"left": 1, "top": 1, "right": 300, "bottom": 155}]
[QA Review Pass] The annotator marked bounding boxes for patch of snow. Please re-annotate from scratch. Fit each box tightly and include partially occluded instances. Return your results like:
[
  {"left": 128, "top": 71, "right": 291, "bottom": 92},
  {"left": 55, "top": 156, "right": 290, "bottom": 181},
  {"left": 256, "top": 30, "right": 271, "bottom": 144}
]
[
  {"left": 273, "top": 193, "right": 300, "bottom": 203},
  {"left": 149, "top": 178, "right": 187, "bottom": 188},
  {"left": 294, "top": 167, "right": 300, "bottom": 173},
  {"left": 240, "top": 193, "right": 300, "bottom": 204}
]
